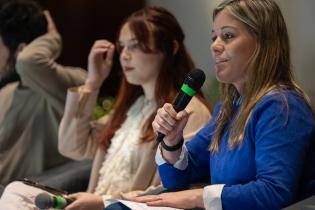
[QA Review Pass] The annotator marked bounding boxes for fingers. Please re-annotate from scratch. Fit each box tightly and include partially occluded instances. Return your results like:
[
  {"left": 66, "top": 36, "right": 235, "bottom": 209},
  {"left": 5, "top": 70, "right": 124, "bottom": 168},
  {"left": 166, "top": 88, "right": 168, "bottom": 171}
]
[
  {"left": 90, "top": 40, "right": 114, "bottom": 55},
  {"left": 64, "top": 196, "right": 78, "bottom": 210},
  {"left": 163, "top": 104, "right": 178, "bottom": 123},
  {"left": 43, "top": 10, "right": 57, "bottom": 32},
  {"left": 105, "top": 43, "right": 115, "bottom": 65},
  {"left": 147, "top": 200, "right": 169, "bottom": 206},
  {"left": 89, "top": 40, "right": 115, "bottom": 63},
  {"left": 175, "top": 110, "right": 189, "bottom": 132},
  {"left": 92, "top": 40, "right": 113, "bottom": 49},
  {"left": 63, "top": 193, "right": 81, "bottom": 210},
  {"left": 65, "top": 193, "right": 79, "bottom": 200},
  {"left": 64, "top": 201, "right": 77, "bottom": 210},
  {"left": 155, "top": 113, "right": 174, "bottom": 131},
  {"left": 153, "top": 104, "right": 176, "bottom": 135},
  {"left": 152, "top": 103, "right": 190, "bottom": 136},
  {"left": 176, "top": 109, "right": 189, "bottom": 120},
  {"left": 130, "top": 195, "right": 170, "bottom": 208},
  {"left": 129, "top": 195, "right": 162, "bottom": 203},
  {"left": 145, "top": 193, "right": 177, "bottom": 208}
]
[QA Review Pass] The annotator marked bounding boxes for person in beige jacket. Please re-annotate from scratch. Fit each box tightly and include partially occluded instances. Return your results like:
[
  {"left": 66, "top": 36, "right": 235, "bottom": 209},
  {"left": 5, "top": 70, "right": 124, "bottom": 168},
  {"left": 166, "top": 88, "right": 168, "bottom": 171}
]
[
  {"left": 0, "top": 6, "right": 211, "bottom": 210},
  {"left": 0, "top": 0, "right": 86, "bottom": 186}
]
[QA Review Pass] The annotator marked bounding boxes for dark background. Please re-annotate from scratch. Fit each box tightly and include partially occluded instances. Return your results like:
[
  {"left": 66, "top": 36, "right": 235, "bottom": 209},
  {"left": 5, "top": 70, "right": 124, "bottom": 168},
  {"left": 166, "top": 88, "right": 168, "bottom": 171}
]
[{"left": 36, "top": 0, "right": 145, "bottom": 97}]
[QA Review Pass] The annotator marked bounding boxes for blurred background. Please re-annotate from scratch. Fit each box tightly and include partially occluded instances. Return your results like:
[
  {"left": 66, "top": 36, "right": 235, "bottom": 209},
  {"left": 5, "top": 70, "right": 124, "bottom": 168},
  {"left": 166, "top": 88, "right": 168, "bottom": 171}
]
[{"left": 36, "top": 0, "right": 315, "bottom": 106}]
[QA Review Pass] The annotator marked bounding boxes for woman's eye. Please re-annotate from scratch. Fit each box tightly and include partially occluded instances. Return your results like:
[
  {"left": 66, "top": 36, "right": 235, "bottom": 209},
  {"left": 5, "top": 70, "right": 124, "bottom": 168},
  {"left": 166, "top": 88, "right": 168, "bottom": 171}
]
[
  {"left": 211, "top": 36, "right": 217, "bottom": 42},
  {"left": 222, "top": 32, "right": 234, "bottom": 41},
  {"left": 128, "top": 43, "right": 140, "bottom": 51},
  {"left": 116, "top": 43, "right": 140, "bottom": 54}
]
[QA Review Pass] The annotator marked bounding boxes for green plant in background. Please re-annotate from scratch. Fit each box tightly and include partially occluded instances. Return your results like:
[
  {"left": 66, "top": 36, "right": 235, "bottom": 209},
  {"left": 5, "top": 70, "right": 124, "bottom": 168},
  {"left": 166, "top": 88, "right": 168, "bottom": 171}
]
[{"left": 93, "top": 97, "right": 115, "bottom": 120}]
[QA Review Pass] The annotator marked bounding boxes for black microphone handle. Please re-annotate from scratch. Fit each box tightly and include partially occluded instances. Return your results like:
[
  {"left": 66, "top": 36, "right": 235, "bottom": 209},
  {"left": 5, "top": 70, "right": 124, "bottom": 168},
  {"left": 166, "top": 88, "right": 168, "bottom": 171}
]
[{"left": 156, "top": 92, "right": 192, "bottom": 142}]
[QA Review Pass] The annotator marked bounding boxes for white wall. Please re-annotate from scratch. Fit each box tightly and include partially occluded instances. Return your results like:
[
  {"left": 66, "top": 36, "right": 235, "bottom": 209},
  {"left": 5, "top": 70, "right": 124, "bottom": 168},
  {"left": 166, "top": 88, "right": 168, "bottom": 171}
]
[
  {"left": 145, "top": 0, "right": 219, "bottom": 103},
  {"left": 146, "top": 0, "right": 315, "bottom": 103},
  {"left": 276, "top": 0, "right": 315, "bottom": 101}
]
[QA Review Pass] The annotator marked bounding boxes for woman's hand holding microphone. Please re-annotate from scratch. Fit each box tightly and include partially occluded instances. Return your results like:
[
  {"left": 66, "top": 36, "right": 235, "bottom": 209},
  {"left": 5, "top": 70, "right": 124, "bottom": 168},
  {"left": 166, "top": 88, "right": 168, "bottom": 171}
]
[{"left": 152, "top": 103, "right": 189, "bottom": 163}]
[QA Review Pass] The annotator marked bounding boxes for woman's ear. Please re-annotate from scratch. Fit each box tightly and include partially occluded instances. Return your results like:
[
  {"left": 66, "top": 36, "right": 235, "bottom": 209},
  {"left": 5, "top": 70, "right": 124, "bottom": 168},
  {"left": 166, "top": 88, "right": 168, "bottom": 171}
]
[{"left": 172, "top": 40, "right": 179, "bottom": 56}]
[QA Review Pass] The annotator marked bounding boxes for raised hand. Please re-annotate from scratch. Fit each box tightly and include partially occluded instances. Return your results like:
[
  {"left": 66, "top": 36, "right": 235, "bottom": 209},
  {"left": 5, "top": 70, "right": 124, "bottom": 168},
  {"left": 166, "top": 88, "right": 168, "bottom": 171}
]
[
  {"left": 86, "top": 40, "right": 115, "bottom": 90},
  {"left": 43, "top": 10, "right": 57, "bottom": 33}
]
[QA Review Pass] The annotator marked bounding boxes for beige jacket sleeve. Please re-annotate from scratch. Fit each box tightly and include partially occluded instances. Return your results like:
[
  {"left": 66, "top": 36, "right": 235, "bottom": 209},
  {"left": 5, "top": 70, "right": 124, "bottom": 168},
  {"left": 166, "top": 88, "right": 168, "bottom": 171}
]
[
  {"left": 58, "top": 87, "right": 110, "bottom": 160},
  {"left": 183, "top": 97, "right": 211, "bottom": 140},
  {"left": 16, "top": 32, "right": 86, "bottom": 113}
]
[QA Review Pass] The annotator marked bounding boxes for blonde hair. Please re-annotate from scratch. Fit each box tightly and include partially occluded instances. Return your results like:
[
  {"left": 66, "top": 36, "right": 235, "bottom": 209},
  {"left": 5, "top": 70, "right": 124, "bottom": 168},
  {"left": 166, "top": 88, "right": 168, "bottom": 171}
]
[{"left": 210, "top": 0, "right": 313, "bottom": 152}]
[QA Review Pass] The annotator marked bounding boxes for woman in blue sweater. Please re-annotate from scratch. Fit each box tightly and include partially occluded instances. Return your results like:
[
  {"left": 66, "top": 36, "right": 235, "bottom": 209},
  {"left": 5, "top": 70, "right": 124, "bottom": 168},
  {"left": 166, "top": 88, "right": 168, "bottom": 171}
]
[{"left": 132, "top": 0, "right": 315, "bottom": 209}]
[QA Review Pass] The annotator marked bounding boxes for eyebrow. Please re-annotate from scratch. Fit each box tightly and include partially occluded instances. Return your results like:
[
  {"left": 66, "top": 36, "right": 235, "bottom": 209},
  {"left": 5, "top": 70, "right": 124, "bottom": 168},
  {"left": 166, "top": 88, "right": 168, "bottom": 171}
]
[
  {"left": 118, "top": 38, "right": 138, "bottom": 44},
  {"left": 211, "top": 25, "right": 237, "bottom": 33}
]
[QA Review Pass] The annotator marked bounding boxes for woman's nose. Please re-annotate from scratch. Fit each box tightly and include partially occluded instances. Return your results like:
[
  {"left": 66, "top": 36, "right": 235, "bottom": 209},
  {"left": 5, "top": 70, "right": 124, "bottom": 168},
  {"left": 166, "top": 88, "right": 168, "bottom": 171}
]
[
  {"left": 120, "top": 47, "right": 131, "bottom": 61},
  {"left": 211, "top": 38, "right": 224, "bottom": 55}
]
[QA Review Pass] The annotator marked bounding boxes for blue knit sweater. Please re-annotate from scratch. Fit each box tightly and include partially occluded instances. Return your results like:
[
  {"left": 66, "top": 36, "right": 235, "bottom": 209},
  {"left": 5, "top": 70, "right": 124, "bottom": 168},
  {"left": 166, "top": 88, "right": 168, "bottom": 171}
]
[{"left": 158, "top": 91, "right": 315, "bottom": 210}]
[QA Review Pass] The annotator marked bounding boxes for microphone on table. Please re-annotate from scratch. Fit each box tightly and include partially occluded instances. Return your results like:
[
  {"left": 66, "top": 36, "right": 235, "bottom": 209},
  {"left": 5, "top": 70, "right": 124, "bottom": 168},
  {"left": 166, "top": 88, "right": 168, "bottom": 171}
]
[
  {"left": 35, "top": 192, "right": 73, "bottom": 209},
  {"left": 156, "top": 68, "right": 206, "bottom": 143}
]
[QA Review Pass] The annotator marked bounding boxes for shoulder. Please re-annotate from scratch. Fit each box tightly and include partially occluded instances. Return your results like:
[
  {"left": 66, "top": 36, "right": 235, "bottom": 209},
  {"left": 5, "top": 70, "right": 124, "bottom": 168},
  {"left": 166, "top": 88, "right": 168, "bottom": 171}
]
[
  {"left": 186, "top": 96, "right": 211, "bottom": 118},
  {"left": 250, "top": 90, "right": 315, "bottom": 134},
  {"left": 253, "top": 90, "right": 313, "bottom": 118}
]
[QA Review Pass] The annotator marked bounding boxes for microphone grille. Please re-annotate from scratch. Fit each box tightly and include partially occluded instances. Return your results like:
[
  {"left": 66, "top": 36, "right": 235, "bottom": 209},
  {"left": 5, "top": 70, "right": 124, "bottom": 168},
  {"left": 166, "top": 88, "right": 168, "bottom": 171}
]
[
  {"left": 185, "top": 68, "right": 206, "bottom": 91},
  {"left": 35, "top": 192, "right": 53, "bottom": 209}
]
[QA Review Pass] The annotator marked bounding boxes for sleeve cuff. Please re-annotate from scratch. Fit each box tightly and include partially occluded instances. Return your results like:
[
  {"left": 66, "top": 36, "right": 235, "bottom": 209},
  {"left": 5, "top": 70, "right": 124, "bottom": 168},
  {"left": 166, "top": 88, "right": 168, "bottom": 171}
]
[
  {"left": 155, "top": 144, "right": 189, "bottom": 170},
  {"left": 102, "top": 195, "right": 113, "bottom": 207},
  {"left": 203, "top": 184, "right": 225, "bottom": 210}
]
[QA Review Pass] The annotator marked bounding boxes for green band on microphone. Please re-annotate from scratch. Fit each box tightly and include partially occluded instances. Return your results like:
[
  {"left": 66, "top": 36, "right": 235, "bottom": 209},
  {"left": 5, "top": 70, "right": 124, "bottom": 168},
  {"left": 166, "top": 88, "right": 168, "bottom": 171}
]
[
  {"left": 56, "top": 196, "right": 63, "bottom": 209},
  {"left": 181, "top": 84, "right": 196, "bottom": 96}
]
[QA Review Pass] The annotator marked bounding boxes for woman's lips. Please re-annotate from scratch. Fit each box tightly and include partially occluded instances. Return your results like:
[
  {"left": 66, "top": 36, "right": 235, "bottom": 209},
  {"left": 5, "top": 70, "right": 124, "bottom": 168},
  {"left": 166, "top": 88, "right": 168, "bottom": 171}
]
[
  {"left": 215, "top": 58, "right": 229, "bottom": 64},
  {"left": 124, "top": 66, "right": 134, "bottom": 72},
  {"left": 215, "top": 59, "right": 229, "bottom": 71}
]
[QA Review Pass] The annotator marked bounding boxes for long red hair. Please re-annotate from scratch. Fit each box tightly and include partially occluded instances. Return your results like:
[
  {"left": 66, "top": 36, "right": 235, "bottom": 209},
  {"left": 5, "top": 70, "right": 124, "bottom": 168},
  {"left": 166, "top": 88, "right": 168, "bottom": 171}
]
[{"left": 99, "top": 6, "right": 196, "bottom": 148}]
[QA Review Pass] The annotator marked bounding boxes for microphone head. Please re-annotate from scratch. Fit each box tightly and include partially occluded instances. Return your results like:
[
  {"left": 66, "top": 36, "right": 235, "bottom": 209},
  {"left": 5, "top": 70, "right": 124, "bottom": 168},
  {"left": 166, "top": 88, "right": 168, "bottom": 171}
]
[
  {"left": 184, "top": 69, "right": 206, "bottom": 91},
  {"left": 35, "top": 192, "right": 54, "bottom": 209}
]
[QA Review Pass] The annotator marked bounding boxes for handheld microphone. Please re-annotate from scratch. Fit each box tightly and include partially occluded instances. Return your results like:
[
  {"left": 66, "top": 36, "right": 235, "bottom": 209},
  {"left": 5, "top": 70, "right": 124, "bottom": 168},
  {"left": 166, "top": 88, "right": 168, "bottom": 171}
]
[
  {"left": 156, "top": 68, "right": 206, "bottom": 142},
  {"left": 35, "top": 192, "right": 72, "bottom": 209}
]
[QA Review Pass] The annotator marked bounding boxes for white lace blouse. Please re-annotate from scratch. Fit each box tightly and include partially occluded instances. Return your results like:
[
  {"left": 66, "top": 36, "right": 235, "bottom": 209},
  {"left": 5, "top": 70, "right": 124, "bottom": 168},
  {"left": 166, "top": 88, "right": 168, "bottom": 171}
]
[{"left": 94, "top": 95, "right": 156, "bottom": 195}]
